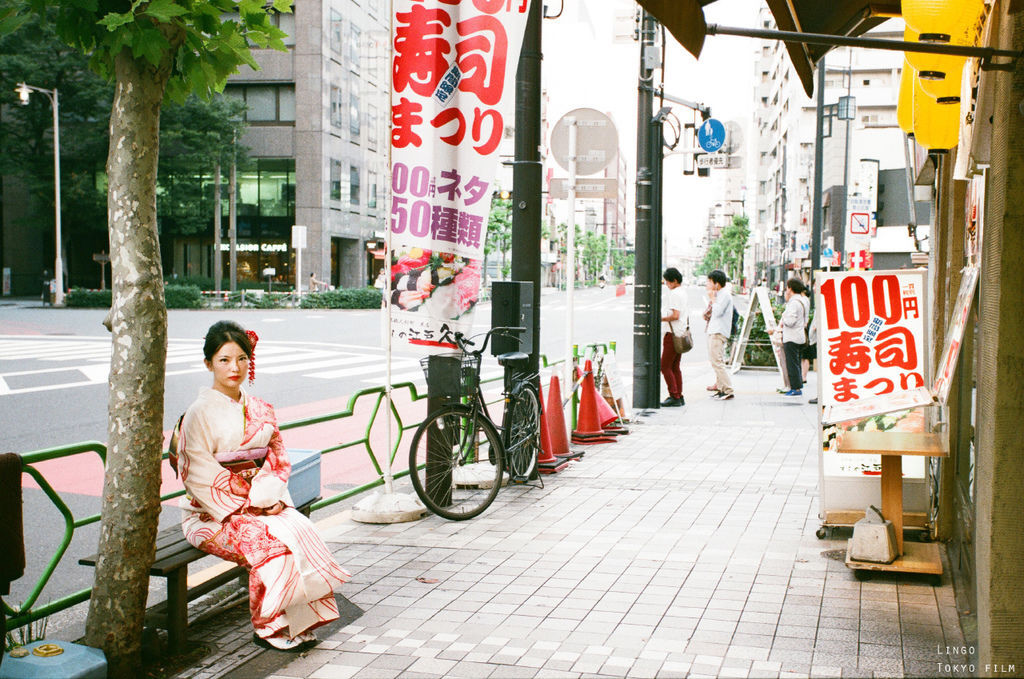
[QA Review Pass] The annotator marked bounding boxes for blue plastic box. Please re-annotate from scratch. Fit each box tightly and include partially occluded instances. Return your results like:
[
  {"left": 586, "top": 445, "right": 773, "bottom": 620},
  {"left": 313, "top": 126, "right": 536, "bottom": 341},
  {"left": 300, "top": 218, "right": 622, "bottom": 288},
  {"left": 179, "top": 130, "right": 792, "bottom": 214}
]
[
  {"left": 287, "top": 448, "right": 321, "bottom": 508},
  {"left": 0, "top": 640, "right": 106, "bottom": 679}
]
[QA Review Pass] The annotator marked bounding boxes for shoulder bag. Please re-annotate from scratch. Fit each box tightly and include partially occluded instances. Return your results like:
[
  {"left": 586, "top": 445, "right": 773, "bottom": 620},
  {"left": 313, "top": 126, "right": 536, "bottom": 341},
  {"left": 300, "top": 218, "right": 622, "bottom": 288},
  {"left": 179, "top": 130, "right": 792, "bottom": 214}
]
[{"left": 668, "top": 318, "right": 693, "bottom": 354}]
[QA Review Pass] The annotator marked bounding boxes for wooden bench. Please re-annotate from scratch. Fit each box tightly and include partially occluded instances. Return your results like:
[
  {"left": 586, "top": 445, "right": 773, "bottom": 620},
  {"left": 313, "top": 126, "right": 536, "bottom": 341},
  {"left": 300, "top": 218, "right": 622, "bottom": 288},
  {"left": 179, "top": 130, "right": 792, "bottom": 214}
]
[{"left": 79, "top": 500, "right": 315, "bottom": 653}]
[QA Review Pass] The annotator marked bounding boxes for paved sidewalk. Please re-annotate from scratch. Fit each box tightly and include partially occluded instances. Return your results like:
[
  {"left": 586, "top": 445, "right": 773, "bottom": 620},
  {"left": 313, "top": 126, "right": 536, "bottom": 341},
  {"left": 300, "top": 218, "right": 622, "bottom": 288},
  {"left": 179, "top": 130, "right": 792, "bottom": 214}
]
[{"left": 175, "top": 368, "right": 966, "bottom": 679}]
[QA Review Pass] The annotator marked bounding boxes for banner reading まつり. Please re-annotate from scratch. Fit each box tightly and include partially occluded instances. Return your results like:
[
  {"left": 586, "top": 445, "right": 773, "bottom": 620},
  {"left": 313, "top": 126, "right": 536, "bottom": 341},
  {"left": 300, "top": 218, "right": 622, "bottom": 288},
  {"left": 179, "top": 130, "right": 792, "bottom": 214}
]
[
  {"left": 388, "top": 0, "right": 532, "bottom": 348},
  {"left": 817, "top": 269, "right": 931, "bottom": 424}
]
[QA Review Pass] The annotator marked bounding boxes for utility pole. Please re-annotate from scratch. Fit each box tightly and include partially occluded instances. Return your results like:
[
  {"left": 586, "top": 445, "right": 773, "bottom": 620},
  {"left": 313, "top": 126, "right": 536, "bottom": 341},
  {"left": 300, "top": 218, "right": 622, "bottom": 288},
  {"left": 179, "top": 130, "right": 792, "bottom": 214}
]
[
  {"left": 632, "top": 10, "right": 660, "bottom": 410},
  {"left": 810, "top": 58, "right": 826, "bottom": 307},
  {"left": 511, "top": 0, "right": 542, "bottom": 375}
]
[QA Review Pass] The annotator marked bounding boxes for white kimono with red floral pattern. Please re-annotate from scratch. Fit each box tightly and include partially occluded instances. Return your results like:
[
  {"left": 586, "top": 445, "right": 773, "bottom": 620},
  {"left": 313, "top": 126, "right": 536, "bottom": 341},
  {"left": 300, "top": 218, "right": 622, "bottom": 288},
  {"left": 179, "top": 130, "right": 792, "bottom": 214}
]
[{"left": 178, "top": 388, "right": 349, "bottom": 640}]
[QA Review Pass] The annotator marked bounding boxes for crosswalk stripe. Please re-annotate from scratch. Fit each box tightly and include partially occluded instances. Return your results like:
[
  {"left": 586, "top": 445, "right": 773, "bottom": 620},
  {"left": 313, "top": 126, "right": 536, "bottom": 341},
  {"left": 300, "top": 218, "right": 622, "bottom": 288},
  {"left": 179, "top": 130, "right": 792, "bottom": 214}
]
[
  {"left": 258, "top": 353, "right": 379, "bottom": 375},
  {"left": 313, "top": 360, "right": 418, "bottom": 380}
]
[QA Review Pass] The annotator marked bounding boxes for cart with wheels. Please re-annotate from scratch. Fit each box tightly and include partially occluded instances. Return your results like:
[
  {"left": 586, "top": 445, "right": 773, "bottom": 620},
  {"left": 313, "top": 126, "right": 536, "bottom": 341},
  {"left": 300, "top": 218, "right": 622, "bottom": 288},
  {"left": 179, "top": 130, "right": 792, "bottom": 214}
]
[{"left": 835, "top": 430, "right": 948, "bottom": 580}]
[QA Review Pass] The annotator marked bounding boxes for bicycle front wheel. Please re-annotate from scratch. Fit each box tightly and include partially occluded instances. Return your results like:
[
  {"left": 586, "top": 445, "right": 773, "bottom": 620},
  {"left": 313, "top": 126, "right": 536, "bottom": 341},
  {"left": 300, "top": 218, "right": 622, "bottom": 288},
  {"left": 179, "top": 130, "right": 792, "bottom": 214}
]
[
  {"left": 505, "top": 384, "right": 540, "bottom": 482},
  {"left": 409, "top": 405, "right": 505, "bottom": 520}
]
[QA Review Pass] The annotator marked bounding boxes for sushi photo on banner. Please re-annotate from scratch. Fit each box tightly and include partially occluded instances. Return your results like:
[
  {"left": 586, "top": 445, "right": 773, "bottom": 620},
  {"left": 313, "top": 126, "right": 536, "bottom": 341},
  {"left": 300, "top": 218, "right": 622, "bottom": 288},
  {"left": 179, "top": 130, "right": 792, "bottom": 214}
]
[{"left": 388, "top": 0, "right": 532, "bottom": 348}]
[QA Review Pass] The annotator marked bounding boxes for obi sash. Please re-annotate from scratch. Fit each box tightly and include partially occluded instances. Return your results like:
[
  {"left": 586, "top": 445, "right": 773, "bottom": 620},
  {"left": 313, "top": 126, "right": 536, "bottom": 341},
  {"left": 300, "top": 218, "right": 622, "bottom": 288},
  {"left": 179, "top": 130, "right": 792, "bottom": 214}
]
[{"left": 214, "top": 446, "right": 269, "bottom": 473}]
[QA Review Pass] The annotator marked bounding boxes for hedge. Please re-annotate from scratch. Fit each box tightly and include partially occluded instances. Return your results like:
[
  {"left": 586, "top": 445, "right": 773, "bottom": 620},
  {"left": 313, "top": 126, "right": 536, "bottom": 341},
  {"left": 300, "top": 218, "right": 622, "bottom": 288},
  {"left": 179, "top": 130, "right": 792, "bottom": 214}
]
[
  {"left": 300, "top": 287, "right": 382, "bottom": 309},
  {"left": 66, "top": 284, "right": 202, "bottom": 309},
  {"left": 65, "top": 288, "right": 112, "bottom": 308},
  {"left": 164, "top": 285, "right": 203, "bottom": 309}
]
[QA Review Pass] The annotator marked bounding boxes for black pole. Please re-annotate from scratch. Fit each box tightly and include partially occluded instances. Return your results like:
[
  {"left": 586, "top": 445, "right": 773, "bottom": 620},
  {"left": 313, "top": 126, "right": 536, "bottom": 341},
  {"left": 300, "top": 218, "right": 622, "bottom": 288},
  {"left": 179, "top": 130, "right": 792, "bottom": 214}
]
[
  {"left": 648, "top": 113, "right": 664, "bottom": 397},
  {"left": 810, "top": 59, "right": 826, "bottom": 310},
  {"left": 632, "top": 10, "right": 659, "bottom": 410},
  {"left": 511, "top": 0, "right": 542, "bottom": 375}
]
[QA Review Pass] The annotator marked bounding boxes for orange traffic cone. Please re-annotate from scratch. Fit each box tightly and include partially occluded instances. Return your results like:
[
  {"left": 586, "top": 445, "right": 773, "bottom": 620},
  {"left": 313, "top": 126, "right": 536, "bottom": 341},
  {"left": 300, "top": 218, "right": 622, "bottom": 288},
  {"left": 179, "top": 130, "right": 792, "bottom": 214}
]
[
  {"left": 572, "top": 361, "right": 617, "bottom": 444},
  {"left": 536, "top": 380, "right": 568, "bottom": 474},
  {"left": 592, "top": 376, "right": 628, "bottom": 435},
  {"left": 546, "top": 375, "right": 583, "bottom": 460}
]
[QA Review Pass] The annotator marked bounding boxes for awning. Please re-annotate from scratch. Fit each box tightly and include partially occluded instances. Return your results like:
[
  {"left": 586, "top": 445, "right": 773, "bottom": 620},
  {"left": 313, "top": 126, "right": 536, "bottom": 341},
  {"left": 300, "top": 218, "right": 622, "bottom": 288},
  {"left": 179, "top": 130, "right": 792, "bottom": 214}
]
[
  {"left": 636, "top": 0, "right": 900, "bottom": 97},
  {"left": 369, "top": 248, "right": 386, "bottom": 260}
]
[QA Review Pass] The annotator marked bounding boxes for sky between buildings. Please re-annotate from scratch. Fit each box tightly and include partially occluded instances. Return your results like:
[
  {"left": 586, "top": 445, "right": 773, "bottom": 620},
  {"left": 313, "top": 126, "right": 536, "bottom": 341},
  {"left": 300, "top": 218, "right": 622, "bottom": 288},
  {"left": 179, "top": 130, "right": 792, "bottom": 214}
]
[{"left": 542, "top": 0, "right": 760, "bottom": 257}]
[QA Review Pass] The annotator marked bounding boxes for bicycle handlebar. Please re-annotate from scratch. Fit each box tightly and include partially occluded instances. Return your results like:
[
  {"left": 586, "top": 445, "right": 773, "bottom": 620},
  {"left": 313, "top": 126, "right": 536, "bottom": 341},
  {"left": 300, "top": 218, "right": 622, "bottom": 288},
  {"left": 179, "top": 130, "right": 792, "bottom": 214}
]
[{"left": 454, "top": 326, "right": 527, "bottom": 355}]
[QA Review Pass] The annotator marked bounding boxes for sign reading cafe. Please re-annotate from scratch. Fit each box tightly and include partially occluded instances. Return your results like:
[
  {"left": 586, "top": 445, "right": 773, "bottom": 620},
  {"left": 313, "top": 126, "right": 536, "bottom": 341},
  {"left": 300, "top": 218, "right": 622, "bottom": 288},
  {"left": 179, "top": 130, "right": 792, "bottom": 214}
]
[{"left": 388, "top": 0, "right": 532, "bottom": 348}]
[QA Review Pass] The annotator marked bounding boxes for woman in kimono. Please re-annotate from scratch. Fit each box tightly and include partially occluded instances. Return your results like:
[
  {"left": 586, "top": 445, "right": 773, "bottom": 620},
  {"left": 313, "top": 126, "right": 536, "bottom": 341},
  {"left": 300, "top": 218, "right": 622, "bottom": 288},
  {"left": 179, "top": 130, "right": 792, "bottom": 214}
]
[{"left": 177, "top": 320, "right": 349, "bottom": 651}]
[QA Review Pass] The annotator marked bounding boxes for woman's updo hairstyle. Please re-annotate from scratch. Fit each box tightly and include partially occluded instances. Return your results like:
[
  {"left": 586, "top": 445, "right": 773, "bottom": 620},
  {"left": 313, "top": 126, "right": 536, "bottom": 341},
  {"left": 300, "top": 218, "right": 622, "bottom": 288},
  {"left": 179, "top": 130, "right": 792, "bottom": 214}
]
[
  {"left": 203, "top": 320, "right": 252, "bottom": 362},
  {"left": 786, "top": 278, "right": 807, "bottom": 295}
]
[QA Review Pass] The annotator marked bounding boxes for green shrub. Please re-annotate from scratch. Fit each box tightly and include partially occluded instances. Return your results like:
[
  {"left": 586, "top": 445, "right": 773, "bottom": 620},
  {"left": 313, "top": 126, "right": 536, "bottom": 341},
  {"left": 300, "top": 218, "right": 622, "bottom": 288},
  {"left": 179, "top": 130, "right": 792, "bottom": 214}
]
[
  {"left": 300, "top": 287, "right": 382, "bottom": 309},
  {"left": 66, "top": 285, "right": 202, "bottom": 308},
  {"left": 164, "top": 285, "right": 203, "bottom": 309},
  {"left": 65, "top": 287, "right": 112, "bottom": 307}
]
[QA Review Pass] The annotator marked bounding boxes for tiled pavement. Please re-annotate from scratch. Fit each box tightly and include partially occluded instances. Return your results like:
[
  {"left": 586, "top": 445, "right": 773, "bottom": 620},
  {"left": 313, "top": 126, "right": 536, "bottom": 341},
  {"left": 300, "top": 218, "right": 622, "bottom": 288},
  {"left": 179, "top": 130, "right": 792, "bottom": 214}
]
[{"left": 174, "top": 368, "right": 967, "bottom": 679}]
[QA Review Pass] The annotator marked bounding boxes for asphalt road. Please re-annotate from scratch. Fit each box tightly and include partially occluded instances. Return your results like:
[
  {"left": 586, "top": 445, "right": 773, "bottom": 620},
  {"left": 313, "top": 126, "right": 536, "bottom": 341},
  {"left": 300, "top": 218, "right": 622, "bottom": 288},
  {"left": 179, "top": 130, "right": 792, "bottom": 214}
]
[{"left": 0, "top": 283, "right": 717, "bottom": 640}]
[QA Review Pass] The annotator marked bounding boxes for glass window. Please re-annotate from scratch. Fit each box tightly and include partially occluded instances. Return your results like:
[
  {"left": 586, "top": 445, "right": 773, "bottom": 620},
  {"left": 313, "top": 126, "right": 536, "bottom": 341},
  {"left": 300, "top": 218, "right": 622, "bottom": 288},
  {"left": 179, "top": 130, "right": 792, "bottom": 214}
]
[
  {"left": 259, "top": 160, "right": 293, "bottom": 217},
  {"left": 348, "top": 23, "right": 361, "bottom": 71},
  {"left": 330, "top": 159, "right": 342, "bottom": 202},
  {"left": 330, "top": 84, "right": 344, "bottom": 129},
  {"left": 222, "top": 85, "right": 294, "bottom": 124},
  {"left": 331, "top": 11, "right": 343, "bottom": 54},
  {"left": 350, "top": 165, "right": 360, "bottom": 206},
  {"left": 350, "top": 91, "right": 361, "bottom": 138},
  {"left": 278, "top": 12, "right": 296, "bottom": 47},
  {"left": 237, "top": 172, "right": 260, "bottom": 217},
  {"left": 278, "top": 85, "right": 295, "bottom": 122},
  {"left": 245, "top": 86, "right": 276, "bottom": 121},
  {"left": 366, "top": 103, "right": 377, "bottom": 147},
  {"left": 368, "top": 170, "right": 378, "bottom": 209}
]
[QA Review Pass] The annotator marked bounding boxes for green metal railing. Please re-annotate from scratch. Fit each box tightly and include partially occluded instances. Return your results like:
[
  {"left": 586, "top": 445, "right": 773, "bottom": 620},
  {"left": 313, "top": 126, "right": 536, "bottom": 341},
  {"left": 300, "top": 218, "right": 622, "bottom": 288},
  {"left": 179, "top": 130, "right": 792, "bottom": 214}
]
[{"left": 4, "top": 352, "right": 567, "bottom": 631}]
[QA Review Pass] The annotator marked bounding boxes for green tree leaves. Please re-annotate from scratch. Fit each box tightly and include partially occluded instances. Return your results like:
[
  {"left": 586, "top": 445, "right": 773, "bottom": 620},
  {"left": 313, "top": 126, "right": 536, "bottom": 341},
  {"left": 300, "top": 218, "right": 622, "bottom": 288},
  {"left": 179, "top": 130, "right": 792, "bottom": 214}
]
[{"left": 700, "top": 214, "right": 750, "bottom": 281}]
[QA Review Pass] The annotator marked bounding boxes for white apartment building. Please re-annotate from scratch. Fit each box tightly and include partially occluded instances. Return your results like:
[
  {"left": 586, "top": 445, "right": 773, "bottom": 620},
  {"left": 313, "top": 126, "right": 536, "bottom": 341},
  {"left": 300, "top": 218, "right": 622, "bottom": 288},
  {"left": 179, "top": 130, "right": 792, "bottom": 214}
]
[{"left": 751, "top": 5, "right": 907, "bottom": 284}]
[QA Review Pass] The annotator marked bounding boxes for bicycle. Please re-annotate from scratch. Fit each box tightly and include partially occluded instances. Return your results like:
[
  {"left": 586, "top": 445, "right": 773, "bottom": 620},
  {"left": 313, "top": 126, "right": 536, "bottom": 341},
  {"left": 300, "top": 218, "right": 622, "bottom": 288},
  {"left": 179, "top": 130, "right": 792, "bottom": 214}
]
[{"left": 408, "top": 326, "right": 541, "bottom": 520}]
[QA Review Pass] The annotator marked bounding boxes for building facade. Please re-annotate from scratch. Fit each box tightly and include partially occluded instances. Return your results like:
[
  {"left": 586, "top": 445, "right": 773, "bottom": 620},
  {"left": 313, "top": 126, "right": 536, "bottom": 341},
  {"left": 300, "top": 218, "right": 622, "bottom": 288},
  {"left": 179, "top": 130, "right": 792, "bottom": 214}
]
[
  {"left": 170, "top": 0, "right": 390, "bottom": 290},
  {"left": 751, "top": 6, "right": 913, "bottom": 286}
]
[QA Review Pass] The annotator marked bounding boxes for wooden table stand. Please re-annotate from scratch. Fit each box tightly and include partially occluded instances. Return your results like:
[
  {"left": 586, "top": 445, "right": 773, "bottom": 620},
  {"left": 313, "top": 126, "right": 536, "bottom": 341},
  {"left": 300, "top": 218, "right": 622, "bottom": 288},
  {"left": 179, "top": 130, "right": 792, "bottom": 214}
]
[{"left": 835, "top": 431, "right": 948, "bottom": 580}]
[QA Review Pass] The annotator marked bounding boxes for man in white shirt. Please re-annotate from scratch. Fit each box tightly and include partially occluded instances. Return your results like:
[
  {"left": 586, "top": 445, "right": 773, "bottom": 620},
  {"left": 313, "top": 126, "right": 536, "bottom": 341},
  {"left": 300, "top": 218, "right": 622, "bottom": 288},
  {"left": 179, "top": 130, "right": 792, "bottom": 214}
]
[
  {"left": 703, "top": 269, "right": 735, "bottom": 400},
  {"left": 659, "top": 267, "right": 687, "bottom": 407}
]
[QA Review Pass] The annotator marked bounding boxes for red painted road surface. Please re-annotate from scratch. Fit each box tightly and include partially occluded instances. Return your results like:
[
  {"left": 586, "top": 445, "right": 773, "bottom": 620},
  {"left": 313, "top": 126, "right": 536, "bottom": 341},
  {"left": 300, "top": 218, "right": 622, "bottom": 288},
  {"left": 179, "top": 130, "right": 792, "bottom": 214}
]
[{"left": 23, "top": 390, "right": 430, "bottom": 502}]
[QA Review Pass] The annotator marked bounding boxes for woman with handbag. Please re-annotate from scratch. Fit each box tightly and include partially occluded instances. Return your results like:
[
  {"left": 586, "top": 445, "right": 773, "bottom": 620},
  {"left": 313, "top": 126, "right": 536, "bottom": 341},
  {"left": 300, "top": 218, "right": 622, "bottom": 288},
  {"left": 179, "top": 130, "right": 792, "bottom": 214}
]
[
  {"left": 660, "top": 267, "right": 690, "bottom": 407},
  {"left": 771, "top": 278, "right": 810, "bottom": 397}
]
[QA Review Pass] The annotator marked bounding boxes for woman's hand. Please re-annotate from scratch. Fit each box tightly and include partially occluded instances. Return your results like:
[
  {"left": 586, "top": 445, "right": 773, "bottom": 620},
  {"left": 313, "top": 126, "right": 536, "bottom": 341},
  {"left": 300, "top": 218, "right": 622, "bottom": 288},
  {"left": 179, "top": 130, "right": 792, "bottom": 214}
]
[
  {"left": 261, "top": 501, "right": 286, "bottom": 516},
  {"left": 247, "top": 501, "right": 286, "bottom": 516}
]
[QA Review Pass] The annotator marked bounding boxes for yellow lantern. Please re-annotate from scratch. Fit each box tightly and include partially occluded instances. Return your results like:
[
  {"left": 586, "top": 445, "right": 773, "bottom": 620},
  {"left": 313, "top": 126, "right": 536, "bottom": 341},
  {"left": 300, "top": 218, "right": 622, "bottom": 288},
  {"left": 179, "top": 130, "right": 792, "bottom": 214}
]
[
  {"left": 897, "top": 60, "right": 915, "bottom": 136},
  {"left": 912, "top": 76, "right": 960, "bottom": 153},
  {"left": 903, "top": 0, "right": 985, "bottom": 38},
  {"left": 904, "top": 27, "right": 966, "bottom": 102}
]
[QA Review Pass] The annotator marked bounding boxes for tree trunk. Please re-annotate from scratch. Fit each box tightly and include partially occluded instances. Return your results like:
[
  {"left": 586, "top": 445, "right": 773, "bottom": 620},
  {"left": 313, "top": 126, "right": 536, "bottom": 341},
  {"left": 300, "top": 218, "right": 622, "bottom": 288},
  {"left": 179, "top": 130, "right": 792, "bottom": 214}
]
[{"left": 84, "top": 47, "right": 172, "bottom": 678}]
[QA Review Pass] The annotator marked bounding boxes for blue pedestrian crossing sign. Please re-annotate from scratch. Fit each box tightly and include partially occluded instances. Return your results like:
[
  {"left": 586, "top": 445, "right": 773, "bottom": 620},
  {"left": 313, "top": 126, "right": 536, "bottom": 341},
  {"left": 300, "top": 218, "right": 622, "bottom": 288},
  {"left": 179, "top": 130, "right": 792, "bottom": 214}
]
[{"left": 697, "top": 118, "right": 726, "bottom": 153}]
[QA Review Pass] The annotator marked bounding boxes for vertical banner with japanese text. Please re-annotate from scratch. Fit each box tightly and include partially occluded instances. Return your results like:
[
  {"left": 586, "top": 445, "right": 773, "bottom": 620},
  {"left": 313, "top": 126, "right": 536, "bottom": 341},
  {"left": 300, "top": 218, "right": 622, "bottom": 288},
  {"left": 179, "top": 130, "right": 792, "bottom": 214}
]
[
  {"left": 818, "top": 269, "right": 931, "bottom": 424},
  {"left": 389, "top": 0, "right": 532, "bottom": 348}
]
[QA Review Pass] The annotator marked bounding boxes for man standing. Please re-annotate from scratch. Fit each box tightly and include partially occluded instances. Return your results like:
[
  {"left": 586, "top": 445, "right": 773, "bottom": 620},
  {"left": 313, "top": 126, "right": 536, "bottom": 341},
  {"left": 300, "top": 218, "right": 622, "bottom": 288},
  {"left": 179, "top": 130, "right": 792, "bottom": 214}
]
[
  {"left": 704, "top": 269, "right": 735, "bottom": 400},
  {"left": 659, "top": 267, "right": 687, "bottom": 407}
]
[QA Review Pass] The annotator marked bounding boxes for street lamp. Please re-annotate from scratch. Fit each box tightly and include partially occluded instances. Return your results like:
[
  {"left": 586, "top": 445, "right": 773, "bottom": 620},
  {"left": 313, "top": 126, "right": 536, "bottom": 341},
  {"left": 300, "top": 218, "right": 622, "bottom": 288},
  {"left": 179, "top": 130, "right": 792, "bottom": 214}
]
[{"left": 16, "top": 82, "right": 63, "bottom": 306}]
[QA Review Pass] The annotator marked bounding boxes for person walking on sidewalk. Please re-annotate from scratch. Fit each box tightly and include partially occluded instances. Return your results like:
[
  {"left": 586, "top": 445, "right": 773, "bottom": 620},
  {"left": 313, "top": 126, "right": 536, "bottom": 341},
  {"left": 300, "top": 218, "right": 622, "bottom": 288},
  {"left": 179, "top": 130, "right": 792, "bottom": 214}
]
[
  {"left": 704, "top": 270, "right": 735, "bottom": 400},
  {"left": 175, "top": 321, "right": 349, "bottom": 652},
  {"left": 771, "top": 278, "right": 810, "bottom": 397},
  {"left": 659, "top": 267, "right": 687, "bottom": 407}
]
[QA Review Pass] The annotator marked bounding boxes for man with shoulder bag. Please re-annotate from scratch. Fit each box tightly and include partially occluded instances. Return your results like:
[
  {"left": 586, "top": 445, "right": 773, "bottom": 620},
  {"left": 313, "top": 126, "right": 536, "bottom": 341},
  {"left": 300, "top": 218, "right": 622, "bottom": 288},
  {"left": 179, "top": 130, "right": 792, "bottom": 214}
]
[{"left": 660, "top": 267, "right": 690, "bottom": 407}]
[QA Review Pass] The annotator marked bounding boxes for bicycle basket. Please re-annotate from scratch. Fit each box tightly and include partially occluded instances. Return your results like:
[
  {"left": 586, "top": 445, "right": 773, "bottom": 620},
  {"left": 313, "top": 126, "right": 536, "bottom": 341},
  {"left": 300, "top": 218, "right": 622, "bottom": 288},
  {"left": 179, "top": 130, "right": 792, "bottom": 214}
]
[{"left": 419, "top": 352, "right": 481, "bottom": 398}]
